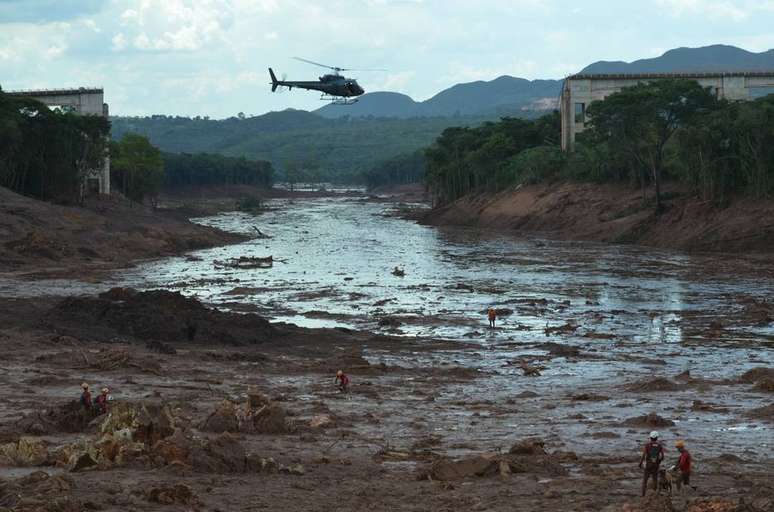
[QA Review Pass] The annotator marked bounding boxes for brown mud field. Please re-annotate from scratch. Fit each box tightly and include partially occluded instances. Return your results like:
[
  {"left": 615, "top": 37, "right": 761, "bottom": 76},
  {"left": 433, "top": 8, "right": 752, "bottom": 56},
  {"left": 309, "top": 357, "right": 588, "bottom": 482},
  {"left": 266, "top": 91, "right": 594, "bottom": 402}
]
[
  {"left": 0, "top": 290, "right": 771, "bottom": 511},
  {"left": 0, "top": 193, "right": 772, "bottom": 511}
]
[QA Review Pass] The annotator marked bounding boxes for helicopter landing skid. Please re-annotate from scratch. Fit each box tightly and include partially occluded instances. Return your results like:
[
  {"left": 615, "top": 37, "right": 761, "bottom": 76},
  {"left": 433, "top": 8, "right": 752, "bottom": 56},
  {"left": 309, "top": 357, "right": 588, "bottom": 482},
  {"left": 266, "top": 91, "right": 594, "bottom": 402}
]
[{"left": 320, "top": 94, "right": 358, "bottom": 105}]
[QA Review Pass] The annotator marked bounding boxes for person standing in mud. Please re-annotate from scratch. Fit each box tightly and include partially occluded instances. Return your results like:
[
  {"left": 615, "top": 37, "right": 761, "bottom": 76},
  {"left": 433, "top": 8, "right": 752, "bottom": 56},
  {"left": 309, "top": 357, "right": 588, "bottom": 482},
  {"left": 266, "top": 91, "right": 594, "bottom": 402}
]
[
  {"left": 335, "top": 370, "right": 350, "bottom": 393},
  {"left": 639, "top": 431, "right": 665, "bottom": 496},
  {"left": 95, "top": 387, "right": 110, "bottom": 415},
  {"left": 79, "top": 383, "right": 92, "bottom": 410},
  {"left": 671, "top": 440, "right": 695, "bottom": 491},
  {"left": 487, "top": 306, "right": 497, "bottom": 329}
]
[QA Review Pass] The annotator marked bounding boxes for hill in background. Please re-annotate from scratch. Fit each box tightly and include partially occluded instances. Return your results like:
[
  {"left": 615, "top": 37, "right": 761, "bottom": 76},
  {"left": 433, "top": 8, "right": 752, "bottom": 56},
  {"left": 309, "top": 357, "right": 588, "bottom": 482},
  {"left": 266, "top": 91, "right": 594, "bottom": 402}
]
[{"left": 112, "top": 44, "right": 774, "bottom": 183}]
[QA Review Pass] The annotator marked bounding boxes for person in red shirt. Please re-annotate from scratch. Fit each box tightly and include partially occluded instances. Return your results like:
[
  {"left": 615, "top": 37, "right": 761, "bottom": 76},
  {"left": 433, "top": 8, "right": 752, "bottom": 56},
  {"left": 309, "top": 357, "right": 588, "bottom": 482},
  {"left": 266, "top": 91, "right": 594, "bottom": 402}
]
[
  {"left": 335, "top": 370, "right": 350, "bottom": 393},
  {"left": 671, "top": 440, "right": 696, "bottom": 491},
  {"left": 94, "top": 387, "right": 110, "bottom": 414},
  {"left": 639, "top": 431, "right": 664, "bottom": 496},
  {"left": 79, "top": 382, "right": 92, "bottom": 410},
  {"left": 487, "top": 307, "right": 497, "bottom": 328}
]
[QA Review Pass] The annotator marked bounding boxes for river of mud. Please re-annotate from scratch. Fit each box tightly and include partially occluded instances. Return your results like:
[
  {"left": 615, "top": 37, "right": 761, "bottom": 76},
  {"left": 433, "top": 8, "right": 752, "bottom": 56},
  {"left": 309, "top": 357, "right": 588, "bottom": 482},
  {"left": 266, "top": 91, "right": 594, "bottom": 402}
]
[{"left": 1, "top": 196, "right": 771, "bottom": 466}]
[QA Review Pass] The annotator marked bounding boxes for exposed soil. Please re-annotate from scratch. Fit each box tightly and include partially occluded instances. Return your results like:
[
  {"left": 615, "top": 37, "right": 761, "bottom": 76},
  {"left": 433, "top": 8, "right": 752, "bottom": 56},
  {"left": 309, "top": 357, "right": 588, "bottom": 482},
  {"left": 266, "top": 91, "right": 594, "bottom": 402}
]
[
  {"left": 0, "top": 187, "right": 247, "bottom": 278},
  {"left": 420, "top": 182, "right": 774, "bottom": 253},
  {"left": 0, "top": 290, "right": 771, "bottom": 511}
]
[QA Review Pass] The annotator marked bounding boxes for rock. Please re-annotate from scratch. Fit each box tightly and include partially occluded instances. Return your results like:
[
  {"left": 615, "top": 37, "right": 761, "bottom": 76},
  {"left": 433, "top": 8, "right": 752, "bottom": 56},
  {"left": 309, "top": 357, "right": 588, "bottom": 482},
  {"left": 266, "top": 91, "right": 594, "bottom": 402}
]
[
  {"left": 625, "top": 378, "right": 682, "bottom": 392},
  {"left": 422, "top": 454, "right": 498, "bottom": 481}
]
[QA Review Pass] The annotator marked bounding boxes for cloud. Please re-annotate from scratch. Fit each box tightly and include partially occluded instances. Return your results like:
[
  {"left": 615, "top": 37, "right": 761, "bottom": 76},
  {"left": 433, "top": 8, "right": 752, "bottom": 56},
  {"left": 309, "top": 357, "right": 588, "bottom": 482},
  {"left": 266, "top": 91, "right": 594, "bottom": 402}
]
[
  {"left": 0, "top": 0, "right": 104, "bottom": 23},
  {"left": 654, "top": 0, "right": 749, "bottom": 21}
]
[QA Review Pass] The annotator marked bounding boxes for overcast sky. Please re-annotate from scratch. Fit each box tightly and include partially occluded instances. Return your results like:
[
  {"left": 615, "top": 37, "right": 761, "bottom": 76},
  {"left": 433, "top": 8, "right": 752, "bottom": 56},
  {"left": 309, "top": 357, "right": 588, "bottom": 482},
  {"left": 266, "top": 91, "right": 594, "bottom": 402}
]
[{"left": 1, "top": 0, "right": 773, "bottom": 118}]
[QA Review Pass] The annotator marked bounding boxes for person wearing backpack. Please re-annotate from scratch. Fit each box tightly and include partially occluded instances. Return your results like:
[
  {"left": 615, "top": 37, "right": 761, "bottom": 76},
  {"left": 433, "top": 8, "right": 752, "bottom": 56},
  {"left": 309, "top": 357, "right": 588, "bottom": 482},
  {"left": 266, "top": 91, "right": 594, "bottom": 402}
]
[{"left": 639, "top": 431, "right": 665, "bottom": 496}]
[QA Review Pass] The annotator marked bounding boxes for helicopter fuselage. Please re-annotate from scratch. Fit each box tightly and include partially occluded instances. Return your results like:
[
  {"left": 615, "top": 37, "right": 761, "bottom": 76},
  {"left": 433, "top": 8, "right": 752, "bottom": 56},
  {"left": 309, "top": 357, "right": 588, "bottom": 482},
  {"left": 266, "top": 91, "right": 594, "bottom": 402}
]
[{"left": 269, "top": 68, "right": 364, "bottom": 98}]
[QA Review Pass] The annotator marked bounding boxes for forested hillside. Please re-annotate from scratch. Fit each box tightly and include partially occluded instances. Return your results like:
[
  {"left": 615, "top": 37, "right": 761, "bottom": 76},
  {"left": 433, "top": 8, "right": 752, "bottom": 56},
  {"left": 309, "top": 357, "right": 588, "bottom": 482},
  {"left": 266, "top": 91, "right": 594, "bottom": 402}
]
[{"left": 111, "top": 111, "right": 490, "bottom": 183}]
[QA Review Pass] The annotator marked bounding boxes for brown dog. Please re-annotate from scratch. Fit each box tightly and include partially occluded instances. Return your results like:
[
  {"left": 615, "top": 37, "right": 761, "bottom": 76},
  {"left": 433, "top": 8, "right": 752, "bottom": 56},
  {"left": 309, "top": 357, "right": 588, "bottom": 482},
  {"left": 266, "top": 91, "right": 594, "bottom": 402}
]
[{"left": 658, "top": 468, "right": 683, "bottom": 495}]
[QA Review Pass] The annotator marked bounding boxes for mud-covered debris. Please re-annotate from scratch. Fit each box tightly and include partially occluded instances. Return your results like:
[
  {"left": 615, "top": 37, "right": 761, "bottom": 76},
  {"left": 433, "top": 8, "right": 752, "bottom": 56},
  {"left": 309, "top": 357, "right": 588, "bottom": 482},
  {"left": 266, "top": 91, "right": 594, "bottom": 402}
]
[
  {"left": 533, "top": 342, "right": 582, "bottom": 358},
  {"left": 145, "top": 340, "right": 177, "bottom": 355},
  {"left": 391, "top": 266, "right": 405, "bottom": 277},
  {"left": 14, "top": 400, "right": 93, "bottom": 435},
  {"left": 606, "top": 492, "right": 675, "bottom": 512},
  {"left": 625, "top": 377, "right": 682, "bottom": 392},
  {"left": 200, "top": 398, "right": 292, "bottom": 434},
  {"left": 101, "top": 401, "right": 176, "bottom": 444},
  {"left": 68, "top": 451, "right": 98, "bottom": 472},
  {"left": 738, "top": 367, "right": 774, "bottom": 384},
  {"left": 49, "top": 288, "right": 276, "bottom": 345},
  {"left": 0, "top": 437, "right": 48, "bottom": 466},
  {"left": 309, "top": 414, "right": 334, "bottom": 429},
  {"left": 378, "top": 316, "right": 402, "bottom": 328},
  {"left": 745, "top": 404, "right": 774, "bottom": 422},
  {"left": 753, "top": 378, "right": 774, "bottom": 392},
  {"left": 280, "top": 463, "right": 305, "bottom": 475},
  {"left": 0, "top": 471, "right": 78, "bottom": 511},
  {"left": 518, "top": 361, "right": 543, "bottom": 376},
  {"left": 146, "top": 483, "right": 198, "bottom": 505},
  {"left": 509, "top": 438, "right": 546, "bottom": 456},
  {"left": 420, "top": 454, "right": 498, "bottom": 481},
  {"left": 623, "top": 412, "right": 675, "bottom": 427},
  {"left": 544, "top": 322, "right": 578, "bottom": 336},
  {"left": 571, "top": 393, "right": 609, "bottom": 401},
  {"left": 692, "top": 400, "right": 729, "bottom": 413}
]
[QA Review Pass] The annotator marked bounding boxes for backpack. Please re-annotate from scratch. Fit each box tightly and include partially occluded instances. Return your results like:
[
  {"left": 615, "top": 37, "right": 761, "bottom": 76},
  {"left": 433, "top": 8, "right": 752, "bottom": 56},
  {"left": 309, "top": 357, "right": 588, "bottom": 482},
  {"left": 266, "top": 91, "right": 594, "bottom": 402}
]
[{"left": 645, "top": 441, "right": 662, "bottom": 463}]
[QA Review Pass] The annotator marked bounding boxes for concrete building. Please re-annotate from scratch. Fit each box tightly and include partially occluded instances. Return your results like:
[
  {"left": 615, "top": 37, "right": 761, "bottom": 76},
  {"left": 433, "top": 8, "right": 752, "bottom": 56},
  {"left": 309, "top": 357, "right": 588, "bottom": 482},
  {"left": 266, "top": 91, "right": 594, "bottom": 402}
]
[
  {"left": 5, "top": 87, "right": 111, "bottom": 195},
  {"left": 560, "top": 72, "right": 774, "bottom": 151}
]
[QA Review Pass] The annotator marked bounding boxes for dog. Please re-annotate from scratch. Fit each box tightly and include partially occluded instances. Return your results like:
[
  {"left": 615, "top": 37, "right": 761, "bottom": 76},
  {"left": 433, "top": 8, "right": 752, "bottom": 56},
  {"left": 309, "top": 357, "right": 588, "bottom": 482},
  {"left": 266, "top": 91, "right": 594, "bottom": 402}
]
[{"left": 658, "top": 468, "right": 684, "bottom": 495}]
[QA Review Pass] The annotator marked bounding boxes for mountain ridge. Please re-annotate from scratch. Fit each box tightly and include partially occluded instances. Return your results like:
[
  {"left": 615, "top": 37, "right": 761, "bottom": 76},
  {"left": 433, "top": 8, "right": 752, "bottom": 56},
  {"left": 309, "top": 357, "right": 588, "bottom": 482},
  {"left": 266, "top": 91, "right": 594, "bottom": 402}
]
[{"left": 317, "top": 44, "right": 774, "bottom": 119}]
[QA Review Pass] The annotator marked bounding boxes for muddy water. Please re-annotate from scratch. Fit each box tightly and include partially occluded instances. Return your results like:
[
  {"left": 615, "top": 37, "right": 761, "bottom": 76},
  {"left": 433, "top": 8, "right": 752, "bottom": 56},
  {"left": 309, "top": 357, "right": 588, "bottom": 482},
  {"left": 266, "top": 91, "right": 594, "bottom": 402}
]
[{"left": 2, "top": 196, "right": 773, "bottom": 460}]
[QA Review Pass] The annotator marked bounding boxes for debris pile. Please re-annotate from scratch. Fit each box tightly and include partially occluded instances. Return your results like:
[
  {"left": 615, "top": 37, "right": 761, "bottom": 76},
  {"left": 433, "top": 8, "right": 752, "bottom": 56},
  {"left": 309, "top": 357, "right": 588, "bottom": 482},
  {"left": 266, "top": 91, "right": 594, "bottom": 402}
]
[
  {"left": 145, "top": 483, "right": 199, "bottom": 506},
  {"left": 200, "top": 395, "right": 292, "bottom": 435},
  {"left": 0, "top": 437, "right": 49, "bottom": 466},
  {"left": 623, "top": 412, "right": 675, "bottom": 428},
  {"left": 0, "top": 471, "right": 79, "bottom": 512},
  {"left": 48, "top": 288, "right": 276, "bottom": 344},
  {"left": 417, "top": 438, "right": 567, "bottom": 481},
  {"left": 13, "top": 400, "right": 93, "bottom": 435}
]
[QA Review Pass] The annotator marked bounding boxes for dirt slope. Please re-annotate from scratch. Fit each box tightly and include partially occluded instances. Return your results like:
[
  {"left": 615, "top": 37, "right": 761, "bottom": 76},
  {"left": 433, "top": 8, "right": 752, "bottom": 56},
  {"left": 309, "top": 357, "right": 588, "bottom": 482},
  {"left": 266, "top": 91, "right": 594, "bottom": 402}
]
[
  {"left": 421, "top": 182, "right": 774, "bottom": 253},
  {"left": 0, "top": 187, "right": 247, "bottom": 277}
]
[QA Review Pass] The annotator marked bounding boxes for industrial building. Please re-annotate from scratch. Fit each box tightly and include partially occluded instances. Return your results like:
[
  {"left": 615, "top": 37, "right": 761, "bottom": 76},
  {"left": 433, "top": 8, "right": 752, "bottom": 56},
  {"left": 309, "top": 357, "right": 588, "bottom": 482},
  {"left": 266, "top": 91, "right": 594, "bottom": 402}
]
[
  {"left": 5, "top": 87, "right": 111, "bottom": 195},
  {"left": 560, "top": 72, "right": 774, "bottom": 151}
]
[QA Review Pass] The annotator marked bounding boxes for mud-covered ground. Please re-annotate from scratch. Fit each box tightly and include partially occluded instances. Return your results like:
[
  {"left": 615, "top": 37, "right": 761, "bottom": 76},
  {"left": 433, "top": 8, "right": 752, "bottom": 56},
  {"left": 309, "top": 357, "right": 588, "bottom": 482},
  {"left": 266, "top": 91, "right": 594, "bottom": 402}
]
[{"left": 0, "top": 289, "right": 771, "bottom": 512}]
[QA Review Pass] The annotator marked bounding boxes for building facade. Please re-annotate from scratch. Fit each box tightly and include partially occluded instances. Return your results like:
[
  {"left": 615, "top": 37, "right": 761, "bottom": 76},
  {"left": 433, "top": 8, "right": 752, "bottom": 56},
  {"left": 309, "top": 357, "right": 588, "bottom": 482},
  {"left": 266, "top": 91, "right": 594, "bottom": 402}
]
[
  {"left": 6, "top": 87, "right": 111, "bottom": 195},
  {"left": 560, "top": 72, "right": 774, "bottom": 151}
]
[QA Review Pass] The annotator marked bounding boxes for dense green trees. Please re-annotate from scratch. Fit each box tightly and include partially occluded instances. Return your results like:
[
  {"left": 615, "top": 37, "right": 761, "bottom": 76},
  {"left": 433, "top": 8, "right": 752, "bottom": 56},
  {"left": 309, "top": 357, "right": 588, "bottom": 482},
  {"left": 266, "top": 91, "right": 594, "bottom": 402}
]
[
  {"left": 362, "top": 151, "right": 426, "bottom": 190},
  {"left": 425, "top": 80, "right": 774, "bottom": 208},
  {"left": 424, "top": 112, "right": 560, "bottom": 203},
  {"left": 0, "top": 89, "right": 110, "bottom": 203},
  {"left": 110, "top": 134, "right": 164, "bottom": 204},
  {"left": 163, "top": 152, "right": 273, "bottom": 189}
]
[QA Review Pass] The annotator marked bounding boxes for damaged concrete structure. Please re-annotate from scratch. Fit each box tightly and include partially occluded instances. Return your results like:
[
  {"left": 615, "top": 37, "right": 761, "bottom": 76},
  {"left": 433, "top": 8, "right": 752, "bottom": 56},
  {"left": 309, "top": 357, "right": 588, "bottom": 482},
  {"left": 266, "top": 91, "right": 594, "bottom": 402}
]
[
  {"left": 560, "top": 72, "right": 774, "bottom": 151},
  {"left": 6, "top": 87, "right": 111, "bottom": 195}
]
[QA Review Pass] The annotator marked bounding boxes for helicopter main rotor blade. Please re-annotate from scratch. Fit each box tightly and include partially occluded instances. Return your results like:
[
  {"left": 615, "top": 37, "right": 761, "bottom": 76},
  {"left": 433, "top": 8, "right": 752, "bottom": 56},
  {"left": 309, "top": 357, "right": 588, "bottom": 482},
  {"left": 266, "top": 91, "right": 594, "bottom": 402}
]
[
  {"left": 293, "top": 56, "right": 345, "bottom": 72},
  {"left": 346, "top": 68, "right": 388, "bottom": 72}
]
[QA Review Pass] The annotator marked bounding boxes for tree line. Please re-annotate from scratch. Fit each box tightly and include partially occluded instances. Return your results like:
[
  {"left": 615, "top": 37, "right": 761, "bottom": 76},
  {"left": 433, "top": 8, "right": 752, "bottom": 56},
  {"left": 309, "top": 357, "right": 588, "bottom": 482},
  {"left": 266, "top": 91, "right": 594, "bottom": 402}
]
[
  {"left": 162, "top": 152, "right": 274, "bottom": 189},
  {"left": 0, "top": 88, "right": 110, "bottom": 203},
  {"left": 362, "top": 151, "right": 426, "bottom": 190},
  {"left": 424, "top": 79, "right": 774, "bottom": 208}
]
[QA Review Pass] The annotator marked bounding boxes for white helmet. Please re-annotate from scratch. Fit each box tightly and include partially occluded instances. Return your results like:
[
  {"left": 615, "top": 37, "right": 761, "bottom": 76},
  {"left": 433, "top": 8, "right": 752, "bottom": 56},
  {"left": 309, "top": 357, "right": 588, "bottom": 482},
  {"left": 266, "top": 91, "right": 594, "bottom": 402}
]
[{"left": 650, "top": 431, "right": 659, "bottom": 439}]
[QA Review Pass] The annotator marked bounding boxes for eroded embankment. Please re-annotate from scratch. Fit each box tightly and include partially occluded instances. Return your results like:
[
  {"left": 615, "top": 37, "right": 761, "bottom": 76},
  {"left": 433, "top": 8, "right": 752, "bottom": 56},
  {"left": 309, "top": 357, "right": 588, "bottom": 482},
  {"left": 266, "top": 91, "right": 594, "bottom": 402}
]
[
  {"left": 0, "top": 187, "right": 247, "bottom": 278},
  {"left": 420, "top": 183, "right": 774, "bottom": 253}
]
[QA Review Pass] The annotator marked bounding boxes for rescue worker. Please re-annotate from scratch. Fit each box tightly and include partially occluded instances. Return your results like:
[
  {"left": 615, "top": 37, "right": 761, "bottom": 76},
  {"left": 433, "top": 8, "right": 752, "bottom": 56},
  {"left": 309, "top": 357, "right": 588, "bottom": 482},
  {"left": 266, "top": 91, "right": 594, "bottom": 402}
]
[
  {"left": 487, "top": 306, "right": 497, "bottom": 328},
  {"left": 94, "top": 387, "right": 110, "bottom": 415},
  {"left": 79, "top": 382, "right": 92, "bottom": 410},
  {"left": 671, "top": 440, "right": 696, "bottom": 491},
  {"left": 639, "top": 431, "right": 665, "bottom": 496},
  {"left": 335, "top": 370, "right": 350, "bottom": 393}
]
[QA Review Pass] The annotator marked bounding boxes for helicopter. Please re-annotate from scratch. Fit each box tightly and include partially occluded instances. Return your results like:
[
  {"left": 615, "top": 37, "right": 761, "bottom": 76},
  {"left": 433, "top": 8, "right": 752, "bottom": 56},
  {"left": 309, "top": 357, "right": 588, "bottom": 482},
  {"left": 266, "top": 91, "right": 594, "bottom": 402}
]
[{"left": 269, "top": 57, "right": 382, "bottom": 105}]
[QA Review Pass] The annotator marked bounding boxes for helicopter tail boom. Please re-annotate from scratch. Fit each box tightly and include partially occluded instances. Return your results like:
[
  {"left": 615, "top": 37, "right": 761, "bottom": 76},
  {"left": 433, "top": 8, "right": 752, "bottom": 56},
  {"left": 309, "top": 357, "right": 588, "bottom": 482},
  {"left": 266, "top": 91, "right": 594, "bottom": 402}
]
[{"left": 269, "top": 68, "right": 279, "bottom": 92}]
